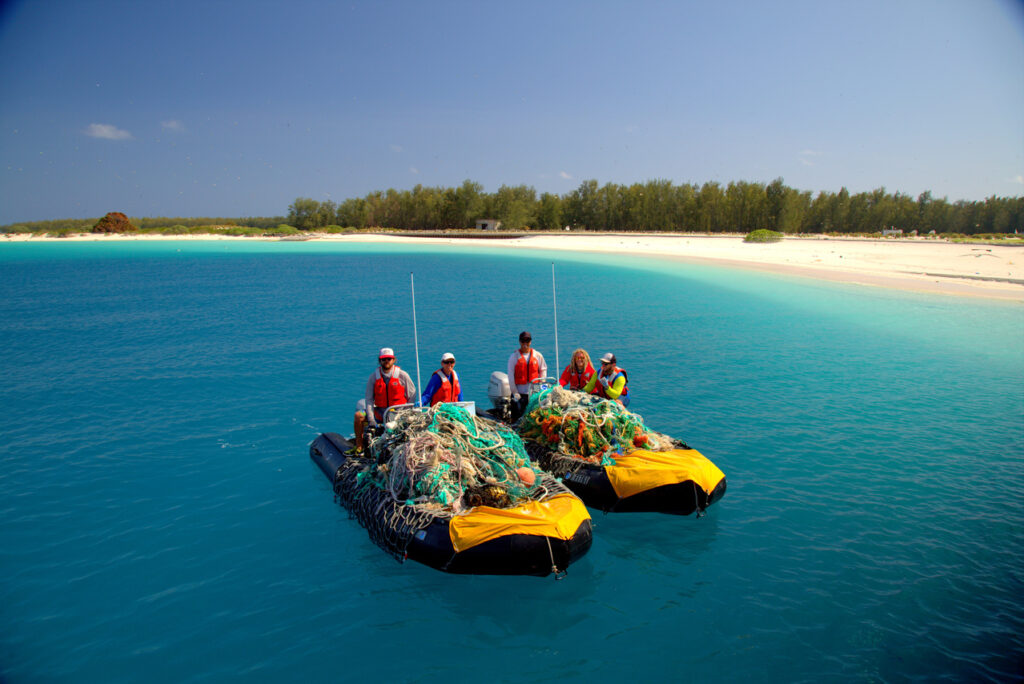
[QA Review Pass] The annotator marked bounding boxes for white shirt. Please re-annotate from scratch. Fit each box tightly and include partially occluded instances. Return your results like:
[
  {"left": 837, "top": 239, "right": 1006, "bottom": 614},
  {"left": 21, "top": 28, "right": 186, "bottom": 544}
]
[{"left": 507, "top": 348, "right": 547, "bottom": 395}]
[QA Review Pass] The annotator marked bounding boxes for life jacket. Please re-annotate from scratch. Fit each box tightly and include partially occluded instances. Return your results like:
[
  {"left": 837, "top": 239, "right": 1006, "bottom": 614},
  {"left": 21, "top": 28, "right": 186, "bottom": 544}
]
[
  {"left": 562, "top": 363, "right": 594, "bottom": 391},
  {"left": 373, "top": 366, "right": 409, "bottom": 410},
  {"left": 594, "top": 367, "right": 629, "bottom": 400},
  {"left": 513, "top": 350, "right": 540, "bottom": 386},
  {"left": 429, "top": 369, "right": 460, "bottom": 406}
]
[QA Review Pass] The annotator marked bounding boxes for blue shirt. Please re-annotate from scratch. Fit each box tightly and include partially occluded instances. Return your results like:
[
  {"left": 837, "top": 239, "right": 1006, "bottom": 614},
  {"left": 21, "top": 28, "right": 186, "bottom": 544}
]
[{"left": 421, "top": 369, "right": 462, "bottom": 406}]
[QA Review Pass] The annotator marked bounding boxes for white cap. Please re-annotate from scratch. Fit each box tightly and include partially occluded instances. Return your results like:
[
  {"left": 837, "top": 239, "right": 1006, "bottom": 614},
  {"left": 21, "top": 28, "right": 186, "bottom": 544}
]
[
  {"left": 379, "top": 347, "right": 395, "bottom": 359},
  {"left": 441, "top": 352, "right": 455, "bottom": 362},
  {"left": 600, "top": 353, "right": 616, "bottom": 364}
]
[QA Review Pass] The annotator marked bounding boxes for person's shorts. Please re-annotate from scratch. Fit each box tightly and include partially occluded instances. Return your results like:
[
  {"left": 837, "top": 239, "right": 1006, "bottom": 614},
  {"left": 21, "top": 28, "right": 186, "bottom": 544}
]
[{"left": 354, "top": 399, "right": 385, "bottom": 423}]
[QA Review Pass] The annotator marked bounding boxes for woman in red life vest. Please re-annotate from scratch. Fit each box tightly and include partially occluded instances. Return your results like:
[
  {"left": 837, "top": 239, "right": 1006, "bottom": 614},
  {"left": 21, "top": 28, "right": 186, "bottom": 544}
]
[
  {"left": 583, "top": 352, "right": 630, "bottom": 407},
  {"left": 559, "top": 348, "right": 595, "bottom": 391},
  {"left": 351, "top": 347, "right": 417, "bottom": 453},
  {"left": 421, "top": 352, "right": 463, "bottom": 406}
]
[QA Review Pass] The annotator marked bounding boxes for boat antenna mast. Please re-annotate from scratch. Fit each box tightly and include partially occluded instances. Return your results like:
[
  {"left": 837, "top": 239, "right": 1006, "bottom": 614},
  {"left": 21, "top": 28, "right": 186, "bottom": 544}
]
[
  {"left": 552, "top": 262, "right": 560, "bottom": 374},
  {"left": 410, "top": 272, "right": 423, "bottom": 407}
]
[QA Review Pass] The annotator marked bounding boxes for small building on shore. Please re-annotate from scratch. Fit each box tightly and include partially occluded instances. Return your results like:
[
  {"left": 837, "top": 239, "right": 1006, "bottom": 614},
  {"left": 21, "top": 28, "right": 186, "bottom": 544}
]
[
  {"left": 476, "top": 219, "right": 501, "bottom": 231},
  {"left": 882, "top": 228, "right": 903, "bottom": 236}
]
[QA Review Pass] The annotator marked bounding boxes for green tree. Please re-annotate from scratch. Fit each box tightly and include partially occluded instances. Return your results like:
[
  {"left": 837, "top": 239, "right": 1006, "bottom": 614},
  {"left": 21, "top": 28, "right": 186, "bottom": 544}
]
[{"left": 536, "top": 192, "right": 563, "bottom": 231}]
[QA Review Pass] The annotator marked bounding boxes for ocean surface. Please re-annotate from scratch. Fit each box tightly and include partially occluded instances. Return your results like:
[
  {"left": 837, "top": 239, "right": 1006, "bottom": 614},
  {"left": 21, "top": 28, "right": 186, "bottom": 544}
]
[{"left": 1, "top": 240, "right": 1021, "bottom": 683}]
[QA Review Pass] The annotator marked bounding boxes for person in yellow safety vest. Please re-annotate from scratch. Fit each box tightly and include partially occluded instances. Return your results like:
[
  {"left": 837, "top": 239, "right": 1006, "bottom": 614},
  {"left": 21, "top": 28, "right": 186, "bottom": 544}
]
[{"left": 583, "top": 352, "right": 630, "bottom": 407}]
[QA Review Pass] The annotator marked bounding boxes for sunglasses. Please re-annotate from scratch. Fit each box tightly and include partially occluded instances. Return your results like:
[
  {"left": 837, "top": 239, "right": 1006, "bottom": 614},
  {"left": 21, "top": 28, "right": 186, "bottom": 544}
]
[{"left": 443, "top": 359, "right": 455, "bottom": 365}]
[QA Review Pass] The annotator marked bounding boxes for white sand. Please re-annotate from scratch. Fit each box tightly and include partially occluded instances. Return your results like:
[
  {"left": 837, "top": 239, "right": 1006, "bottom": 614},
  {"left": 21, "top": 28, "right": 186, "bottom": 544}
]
[{"left": 5, "top": 231, "right": 1023, "bottom": 301}]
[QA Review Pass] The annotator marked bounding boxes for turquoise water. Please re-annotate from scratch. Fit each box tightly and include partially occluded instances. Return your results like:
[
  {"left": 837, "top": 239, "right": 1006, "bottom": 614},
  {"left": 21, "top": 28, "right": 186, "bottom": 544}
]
[{"left": 1, "top": 241, "right": 1021, "bottom": 682}]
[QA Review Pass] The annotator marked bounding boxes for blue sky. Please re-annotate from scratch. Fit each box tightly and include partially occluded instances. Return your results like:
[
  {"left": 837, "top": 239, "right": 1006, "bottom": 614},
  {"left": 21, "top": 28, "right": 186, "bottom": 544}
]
[{"left": 0, "top": 0, "right": 1021, "bottom": 223}]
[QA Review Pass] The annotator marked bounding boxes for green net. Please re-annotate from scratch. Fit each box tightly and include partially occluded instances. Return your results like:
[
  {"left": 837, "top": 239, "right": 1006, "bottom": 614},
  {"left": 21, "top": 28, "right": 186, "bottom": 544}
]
[
  {"left": 355, "top": 403, "right": 546, "bottom": 514},
  {"left": 517, "top": 386, "right": 675, "bottom": 465}
]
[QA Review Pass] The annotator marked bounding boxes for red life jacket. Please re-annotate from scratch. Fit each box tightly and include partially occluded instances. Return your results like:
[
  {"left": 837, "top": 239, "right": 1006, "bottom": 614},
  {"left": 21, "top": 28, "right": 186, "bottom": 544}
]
[
  {"left": 429, "top": 369, "right": 460, "bottom": 406},
  {"left": 373, "top": 366, "right": 409, "bottom": 410},
  {"left": 561, "top": 363, "right": 594, "bottom": 391},
  {"left": 594, "top": 367, "right": 629, "bottom": 399},
  {"left": 513, "top": 350, "right": 540, "bottom": 386}
]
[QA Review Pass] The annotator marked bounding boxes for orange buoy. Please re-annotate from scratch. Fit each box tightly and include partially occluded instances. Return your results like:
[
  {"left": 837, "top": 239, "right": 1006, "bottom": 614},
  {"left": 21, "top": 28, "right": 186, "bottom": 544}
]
[{"left": 516, "top": 467, "right": 536, "bottom": 486}]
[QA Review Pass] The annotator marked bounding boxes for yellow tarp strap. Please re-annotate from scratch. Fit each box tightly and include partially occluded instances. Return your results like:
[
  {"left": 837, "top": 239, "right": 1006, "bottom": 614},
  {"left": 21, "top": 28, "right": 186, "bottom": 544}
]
[
  {"left": 449, "top": 493, "right": 591, "bottom": 553},
  {"left": 605, "top": 448, "right": 725, "bottom": 500}
]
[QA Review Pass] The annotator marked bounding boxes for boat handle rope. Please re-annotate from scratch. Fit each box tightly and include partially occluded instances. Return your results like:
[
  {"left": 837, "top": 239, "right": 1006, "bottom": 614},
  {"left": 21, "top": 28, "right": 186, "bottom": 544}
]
[
  {"left": 545, "top": 536, "right": 567, "bottom": 580},
  {"left": 694, "top": 481, "right": 706, "bottom": 519}
]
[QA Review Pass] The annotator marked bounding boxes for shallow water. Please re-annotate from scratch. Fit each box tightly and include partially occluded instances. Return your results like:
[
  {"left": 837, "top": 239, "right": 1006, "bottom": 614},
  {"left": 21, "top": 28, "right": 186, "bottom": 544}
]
[{"left": 1, "top": 241, "right": 1021, "bottom": 682}]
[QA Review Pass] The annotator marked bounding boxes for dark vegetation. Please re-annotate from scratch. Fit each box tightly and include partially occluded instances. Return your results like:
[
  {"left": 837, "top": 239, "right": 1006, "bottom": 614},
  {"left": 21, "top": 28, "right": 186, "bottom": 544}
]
[
  {"left": 285, "top": 179, "right": 1023, "bottom": 236},
  {"left": 93, "top": 212, "right": 136, "bottom": 233},
  {"left": 2, "top": 178, "right": 1021, "bottom": 237}
]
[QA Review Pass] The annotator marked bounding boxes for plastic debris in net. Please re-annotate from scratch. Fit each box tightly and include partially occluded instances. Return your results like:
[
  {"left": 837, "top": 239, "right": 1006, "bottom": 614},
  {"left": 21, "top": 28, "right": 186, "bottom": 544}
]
[
  {"left": 354, "top": 403, "right": 545, "bottom": 515},
  {"left": 517, "top": 386, "right": 676, "bottom": 465}
]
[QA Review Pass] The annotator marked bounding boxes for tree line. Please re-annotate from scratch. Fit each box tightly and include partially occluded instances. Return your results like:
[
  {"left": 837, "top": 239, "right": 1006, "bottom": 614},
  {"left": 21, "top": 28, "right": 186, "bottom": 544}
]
[
  {"left": 3, "top": 179, "right": 1020, "bottom": 236},
  {"left": 287, "top": 179, "right": 1024, "bottom": 235},
  {"left": 1, "top": 215, "right": 286, "bottom": 234}
]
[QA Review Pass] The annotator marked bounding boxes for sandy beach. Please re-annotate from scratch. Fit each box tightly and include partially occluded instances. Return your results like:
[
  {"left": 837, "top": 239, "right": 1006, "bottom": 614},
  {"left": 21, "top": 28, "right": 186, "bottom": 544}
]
[{"left": 5, "top": 231, "right": 1023, "bottom": 301}]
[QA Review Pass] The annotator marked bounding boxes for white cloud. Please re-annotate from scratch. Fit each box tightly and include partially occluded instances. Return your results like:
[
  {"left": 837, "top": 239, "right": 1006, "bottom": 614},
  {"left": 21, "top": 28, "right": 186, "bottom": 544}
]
[
  {"left": 559, "top": 171, "right": 573, "bottom": 179},
  {"left": 161, "top": 120, "right": 184, "bottom": 132},
  {"left": 1013, "top": 175, "right": 1024, "bottom": 186},
  {"left": 799, "top": 149, "right": 819, "bottom": 167},
  {"left": 85, "top": 123, "right": 132, "bottom": 140},
  {"left": 409, "top": 166, "right": 419, "bottom": 174}
]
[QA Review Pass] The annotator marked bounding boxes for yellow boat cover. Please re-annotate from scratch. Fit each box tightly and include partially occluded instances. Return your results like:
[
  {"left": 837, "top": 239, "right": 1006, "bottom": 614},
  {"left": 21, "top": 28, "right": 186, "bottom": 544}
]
[
  {"left": 605, "top": 448, "right": 725, "bottom": 500},
  {"left": 449, "top": 493, "right": 590, "bottom": 553}
]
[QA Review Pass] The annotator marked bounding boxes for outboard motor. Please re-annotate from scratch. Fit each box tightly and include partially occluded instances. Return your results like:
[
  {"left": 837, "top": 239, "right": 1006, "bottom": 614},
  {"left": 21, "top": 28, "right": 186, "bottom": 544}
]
[{"left": 487, "top": 371, "right": 513, "bottom": 422}]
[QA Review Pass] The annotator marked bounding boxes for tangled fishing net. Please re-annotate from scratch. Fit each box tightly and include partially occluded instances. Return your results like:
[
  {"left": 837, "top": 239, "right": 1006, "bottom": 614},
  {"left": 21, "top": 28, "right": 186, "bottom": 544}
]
[
  {"left": 517, "top": 386, "right": 676, "bottom": 466},
  {"left": 354, "top": 403, "right": 549, "bottom": 515}
]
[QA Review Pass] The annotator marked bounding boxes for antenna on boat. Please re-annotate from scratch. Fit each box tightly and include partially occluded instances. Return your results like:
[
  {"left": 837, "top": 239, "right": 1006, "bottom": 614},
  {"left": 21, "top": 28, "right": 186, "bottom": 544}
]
[
  {"left": 410, "top": 272, "right": 423, "bottom": 407},
  {"left": 551, "top": 262, "right": 560, "bottom": 373}
]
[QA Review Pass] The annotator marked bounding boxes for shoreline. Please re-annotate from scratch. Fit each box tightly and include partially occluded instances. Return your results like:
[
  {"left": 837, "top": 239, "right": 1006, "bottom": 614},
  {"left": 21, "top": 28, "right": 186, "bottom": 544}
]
[{"left": 4, "top": 231, "right": 1023, "bottom": 301}]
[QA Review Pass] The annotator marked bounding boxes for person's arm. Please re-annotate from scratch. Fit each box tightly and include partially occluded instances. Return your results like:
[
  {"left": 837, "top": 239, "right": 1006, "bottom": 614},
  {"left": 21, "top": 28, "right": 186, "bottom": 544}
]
[
  {"left": 537, "top": 352, "right": 547, "bottom": 380},
  {"left": 400, "top": 371, "right": 417, "bottom": 405},
  {"left": 455, "top": 372, "right": 464, "bottom": 401},
  {"left": 365, "top": 374, "right": 377, "bottom": 424},
  {"left": 604, "top": 374, "right": 626, "bottom": 400},
  {"left": 559, "top": 364, "right": 570, "bottom": 388},
  {"left": 582, "top": 373, "right": 598, "bottom": 394},
  {"left": 507, "top": 352, "right": 519, "bottom": 396},
  {"left": 421, "top": 373, "right": 440, "bottom": 406}
]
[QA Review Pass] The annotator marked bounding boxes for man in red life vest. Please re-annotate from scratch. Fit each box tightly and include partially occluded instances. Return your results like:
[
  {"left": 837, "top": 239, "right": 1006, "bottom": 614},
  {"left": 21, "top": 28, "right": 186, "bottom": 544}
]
[
  {"left": 583, "top": 352, "right": 630, "bottom": 407},
  {"left": 351, "top": 347, "right": 417, "bottom": 453},
  {"left": 507, "top": 331, "right": 547, "bottom": 417},
  {"left": 421, "top": 352, "right": 463, "bottom": 406}
]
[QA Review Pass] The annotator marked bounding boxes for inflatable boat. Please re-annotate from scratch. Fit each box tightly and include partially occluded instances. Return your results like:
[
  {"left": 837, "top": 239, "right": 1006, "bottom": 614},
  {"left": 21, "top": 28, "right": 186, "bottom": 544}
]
[
  {"left": 309, "top": 405, "right": 593, "bottom": 576},
  {"left": 480, "top": 374, "right": 727, "bottom": 515}
]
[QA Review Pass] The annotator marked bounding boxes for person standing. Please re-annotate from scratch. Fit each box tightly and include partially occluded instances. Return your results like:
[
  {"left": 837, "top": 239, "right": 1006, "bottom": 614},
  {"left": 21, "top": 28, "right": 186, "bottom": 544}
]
[
  {"left": 507, "top": 331, "right": 547, "bottom": 416},
  {"left": 351, "top": 347, "right": 417, "bottom": 453},
  {"left": 559, "top": 348, "right": 595, "bottom": 391},
  {"left": 421, "top": 352, "right": 463, "bottom": 406},
  {"left": 583, "top": 352, "right": 630, "bottom": 407}
]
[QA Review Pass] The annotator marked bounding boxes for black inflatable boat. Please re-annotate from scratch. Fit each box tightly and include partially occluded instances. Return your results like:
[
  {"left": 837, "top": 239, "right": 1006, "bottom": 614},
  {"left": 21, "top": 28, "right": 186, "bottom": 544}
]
[{"left": 310, "top": 431, "right": 593, "bottom": 576}]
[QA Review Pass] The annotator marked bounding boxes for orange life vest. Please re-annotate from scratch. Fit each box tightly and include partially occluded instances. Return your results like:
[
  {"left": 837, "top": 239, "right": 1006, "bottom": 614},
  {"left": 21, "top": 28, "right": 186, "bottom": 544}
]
[
  {"left": 562, "top": 364, "right": 594, "bottom": 391},
  {"left": 429, "top": 369, "right": 460, "bottom": 406},
  {"left": 594, "top": 367, "right": 629, "bottom": 399},
  {"left": 513, "top": 350, "right": 540, "bottom": 386},
  {"left": 373, "top": 366, "right": 409, "bottom": 409}
]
